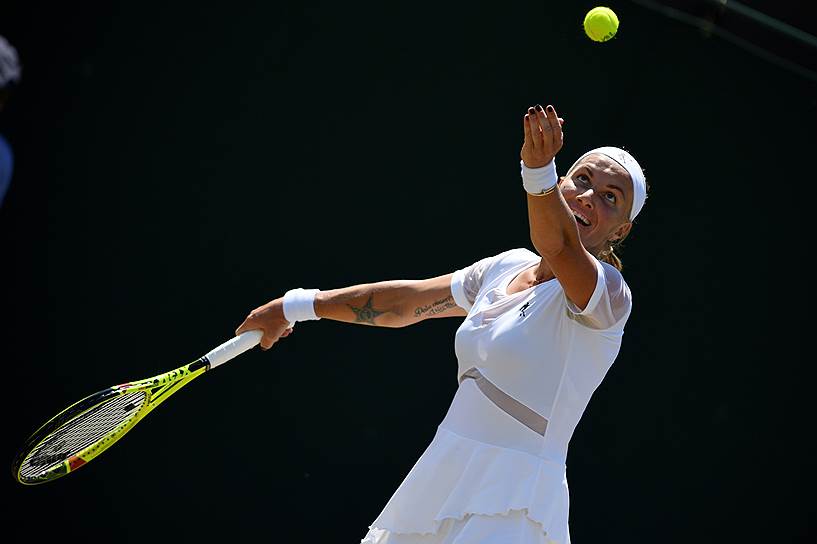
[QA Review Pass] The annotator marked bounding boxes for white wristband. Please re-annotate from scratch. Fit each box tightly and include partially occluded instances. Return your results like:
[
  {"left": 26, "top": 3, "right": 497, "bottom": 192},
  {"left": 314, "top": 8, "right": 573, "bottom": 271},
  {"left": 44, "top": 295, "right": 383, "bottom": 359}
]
[
  {"left": 521, "top": 159, "right": 558, "bottom": 195},
  {"left": 282, "top": 288, "right": 321, "bottom": 323}
]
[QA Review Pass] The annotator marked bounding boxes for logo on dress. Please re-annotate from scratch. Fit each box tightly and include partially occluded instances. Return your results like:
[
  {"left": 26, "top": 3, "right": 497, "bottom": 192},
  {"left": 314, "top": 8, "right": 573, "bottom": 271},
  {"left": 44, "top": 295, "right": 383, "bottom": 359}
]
[{"left": 519, "top": 301, "right": 533, "bottom": 318}]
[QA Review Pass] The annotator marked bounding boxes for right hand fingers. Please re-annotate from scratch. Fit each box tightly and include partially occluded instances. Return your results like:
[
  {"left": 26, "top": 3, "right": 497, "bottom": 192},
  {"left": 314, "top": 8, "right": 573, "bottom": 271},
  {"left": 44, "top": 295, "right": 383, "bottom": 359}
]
[
  {"left": 234, "top": 297, "right": 291, "bottom": 350},
  {"left": 257, "top": 324, "right": 290, "bottom": 350},
  {"left": 236, "top": 315, "right": 292, "bottom": 351}
]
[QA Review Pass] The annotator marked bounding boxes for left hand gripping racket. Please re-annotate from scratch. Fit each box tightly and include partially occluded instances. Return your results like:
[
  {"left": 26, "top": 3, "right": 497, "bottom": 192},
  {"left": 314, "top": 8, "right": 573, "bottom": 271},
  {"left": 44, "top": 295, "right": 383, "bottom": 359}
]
[{"left": 12, "top": 330, "right": 263, "bottom": 485}]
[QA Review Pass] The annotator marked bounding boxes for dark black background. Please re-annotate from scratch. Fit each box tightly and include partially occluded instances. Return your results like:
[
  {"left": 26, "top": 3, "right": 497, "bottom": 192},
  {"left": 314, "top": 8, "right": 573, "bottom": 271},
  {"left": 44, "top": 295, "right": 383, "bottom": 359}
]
[{"left": 2, "top": 1, "right": 815, "bottom": 542}]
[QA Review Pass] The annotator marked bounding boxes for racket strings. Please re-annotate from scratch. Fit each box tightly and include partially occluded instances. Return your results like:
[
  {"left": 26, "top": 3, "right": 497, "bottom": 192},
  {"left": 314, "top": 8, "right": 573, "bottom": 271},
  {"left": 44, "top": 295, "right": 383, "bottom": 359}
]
[{"left": 20, "top": 391, "right": 147, "bottom": 481}]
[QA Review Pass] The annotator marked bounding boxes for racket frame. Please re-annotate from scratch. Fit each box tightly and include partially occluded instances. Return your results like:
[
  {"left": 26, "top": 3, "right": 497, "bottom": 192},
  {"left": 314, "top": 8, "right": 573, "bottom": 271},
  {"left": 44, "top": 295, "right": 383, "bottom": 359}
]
[
  {"left": 12, "top": 358, "right": 209, "bottom": 485},
  {"left": 13, "top": 330, "right": 262, "bottom": 485}
]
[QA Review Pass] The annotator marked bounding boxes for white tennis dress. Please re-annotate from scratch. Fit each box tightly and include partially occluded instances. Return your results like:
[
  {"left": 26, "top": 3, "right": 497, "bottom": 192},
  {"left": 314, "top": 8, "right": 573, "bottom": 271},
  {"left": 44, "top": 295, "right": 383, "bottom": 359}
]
[{"left": 360, "top": 248, "right": 632, "bottom": 544}]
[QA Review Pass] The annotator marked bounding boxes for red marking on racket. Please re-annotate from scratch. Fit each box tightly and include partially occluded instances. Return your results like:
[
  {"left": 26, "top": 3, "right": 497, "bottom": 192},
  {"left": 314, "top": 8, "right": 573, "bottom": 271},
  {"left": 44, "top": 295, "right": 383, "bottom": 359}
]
[{"left": 68, "top": 456, "right": 86, "bottom": 471}]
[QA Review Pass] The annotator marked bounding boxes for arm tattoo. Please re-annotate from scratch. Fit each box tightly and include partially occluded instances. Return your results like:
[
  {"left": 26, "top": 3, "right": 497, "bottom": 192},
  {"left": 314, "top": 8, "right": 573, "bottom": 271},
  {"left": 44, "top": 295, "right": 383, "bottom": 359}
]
[
  {"left": 348, "top": 296, "right": 387, "bottom": 325},
  {"left": 414, "top": 295, "right": 457, "bottom": 318}
]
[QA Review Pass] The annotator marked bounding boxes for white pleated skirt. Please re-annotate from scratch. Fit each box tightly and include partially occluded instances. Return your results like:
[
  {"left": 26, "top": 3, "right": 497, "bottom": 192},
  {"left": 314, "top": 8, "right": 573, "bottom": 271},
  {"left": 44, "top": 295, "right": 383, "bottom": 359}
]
[
  {"left": 359, "top": 381, "right": 571, "bottom": 544},
  {"left": 361, "top": 509, "right": 563, "bottom": 544}
]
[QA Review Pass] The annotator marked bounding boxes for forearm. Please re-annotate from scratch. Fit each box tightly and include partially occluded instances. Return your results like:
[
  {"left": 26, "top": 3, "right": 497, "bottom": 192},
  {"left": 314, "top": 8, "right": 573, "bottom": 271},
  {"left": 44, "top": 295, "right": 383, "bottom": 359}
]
[
  {"left": 238, "top": 275, "right": 461, "bottom": 349},
  {"left": 520, "top": 103, "right": 574, "bottom": 259},
  {"left": 314, "top": 280, "right": 414, "bottom": 328},
  {"left": 526, "top": 189, "right": 581, "bottom": 259}
]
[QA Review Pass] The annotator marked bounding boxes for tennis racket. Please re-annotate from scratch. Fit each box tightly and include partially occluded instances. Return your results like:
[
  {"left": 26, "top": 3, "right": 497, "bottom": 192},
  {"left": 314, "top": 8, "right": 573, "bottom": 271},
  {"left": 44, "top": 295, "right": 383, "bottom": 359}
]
[{"left": 12, "top": 330, "right": 264, "bottom": 485}]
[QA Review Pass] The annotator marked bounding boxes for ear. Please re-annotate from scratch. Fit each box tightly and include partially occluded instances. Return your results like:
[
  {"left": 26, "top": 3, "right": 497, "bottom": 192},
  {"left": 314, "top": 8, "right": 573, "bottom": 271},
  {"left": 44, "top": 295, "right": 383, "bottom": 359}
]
[{"left": 609, "top": 222, "right": 632, "bottom": 243}]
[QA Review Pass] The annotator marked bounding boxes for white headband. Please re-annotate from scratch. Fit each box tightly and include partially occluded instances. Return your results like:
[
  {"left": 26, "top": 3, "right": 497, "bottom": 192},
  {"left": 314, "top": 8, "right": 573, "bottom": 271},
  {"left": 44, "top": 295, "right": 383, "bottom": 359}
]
[{"left": 568, "top": 146, "right": 647, "bottom": 221}]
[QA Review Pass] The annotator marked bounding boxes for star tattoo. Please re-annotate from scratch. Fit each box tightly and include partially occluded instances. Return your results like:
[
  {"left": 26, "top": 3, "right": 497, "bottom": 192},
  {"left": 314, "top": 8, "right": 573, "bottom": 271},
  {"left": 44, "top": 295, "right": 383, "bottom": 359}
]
[{"left": 349, "top": 296, "right": 386, "bottom": 325}]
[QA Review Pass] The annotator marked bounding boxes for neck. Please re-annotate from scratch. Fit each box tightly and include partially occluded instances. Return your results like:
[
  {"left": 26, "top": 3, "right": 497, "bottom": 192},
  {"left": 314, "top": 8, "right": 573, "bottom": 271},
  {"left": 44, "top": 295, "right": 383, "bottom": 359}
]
[{"left": 534, "top": 259, "right": 554, "bottom": 284}]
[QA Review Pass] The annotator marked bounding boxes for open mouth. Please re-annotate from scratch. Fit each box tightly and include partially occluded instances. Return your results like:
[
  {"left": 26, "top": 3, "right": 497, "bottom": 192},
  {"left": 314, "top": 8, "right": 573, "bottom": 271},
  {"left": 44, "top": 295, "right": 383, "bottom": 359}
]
[{"left": 572, "top": 211, "right": 591, "bottom": 227}]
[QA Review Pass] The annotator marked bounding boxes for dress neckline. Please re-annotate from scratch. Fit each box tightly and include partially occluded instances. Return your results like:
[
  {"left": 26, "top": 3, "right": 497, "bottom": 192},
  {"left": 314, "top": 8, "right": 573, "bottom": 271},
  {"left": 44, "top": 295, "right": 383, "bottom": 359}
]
[{"left": 503, "top": 261, "right": 556, "bottom": 296}]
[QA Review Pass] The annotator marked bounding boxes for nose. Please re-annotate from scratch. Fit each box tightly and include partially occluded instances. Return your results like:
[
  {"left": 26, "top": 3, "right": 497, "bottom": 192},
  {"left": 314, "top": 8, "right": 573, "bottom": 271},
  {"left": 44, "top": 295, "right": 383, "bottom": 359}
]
[{"left": 576, "top": 188, "right": 594, "bottom": 208}]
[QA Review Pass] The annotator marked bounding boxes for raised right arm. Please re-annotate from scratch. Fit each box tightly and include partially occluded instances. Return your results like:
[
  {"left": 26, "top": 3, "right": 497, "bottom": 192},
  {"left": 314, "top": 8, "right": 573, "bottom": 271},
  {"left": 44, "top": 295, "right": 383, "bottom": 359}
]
[{"left": 235, "top": 273, "right": 467, "bottom": 349}]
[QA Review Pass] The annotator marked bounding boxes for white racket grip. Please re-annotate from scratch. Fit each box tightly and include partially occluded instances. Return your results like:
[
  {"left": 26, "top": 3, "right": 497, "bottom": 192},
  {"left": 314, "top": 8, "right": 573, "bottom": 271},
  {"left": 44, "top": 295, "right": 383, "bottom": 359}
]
[{"left": 205, "top": 330, "right": 263, "bottom": 369}]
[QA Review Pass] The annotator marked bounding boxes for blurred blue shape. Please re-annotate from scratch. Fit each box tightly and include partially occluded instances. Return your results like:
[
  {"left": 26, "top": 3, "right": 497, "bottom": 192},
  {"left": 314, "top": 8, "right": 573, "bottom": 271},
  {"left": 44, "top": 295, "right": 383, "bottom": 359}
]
[{"left": 0, "top": 133, "right": 11, "bottom": 206}]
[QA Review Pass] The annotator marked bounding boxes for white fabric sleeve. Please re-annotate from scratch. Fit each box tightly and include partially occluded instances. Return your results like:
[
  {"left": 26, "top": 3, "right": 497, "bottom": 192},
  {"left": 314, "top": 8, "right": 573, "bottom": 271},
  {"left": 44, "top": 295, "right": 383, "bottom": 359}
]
[
  {"left": 565, "top": 259, "right": 632, "bottom": 330},
  {"left": 450, "top": 255, "right": 496, "bottom": 312}
]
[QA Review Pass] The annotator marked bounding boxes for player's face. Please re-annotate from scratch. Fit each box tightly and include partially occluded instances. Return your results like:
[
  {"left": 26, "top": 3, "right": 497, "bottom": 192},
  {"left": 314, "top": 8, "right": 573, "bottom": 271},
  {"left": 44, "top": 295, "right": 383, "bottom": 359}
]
[{"left": 559, "top": 154, "right": 633, "bottom": 254}]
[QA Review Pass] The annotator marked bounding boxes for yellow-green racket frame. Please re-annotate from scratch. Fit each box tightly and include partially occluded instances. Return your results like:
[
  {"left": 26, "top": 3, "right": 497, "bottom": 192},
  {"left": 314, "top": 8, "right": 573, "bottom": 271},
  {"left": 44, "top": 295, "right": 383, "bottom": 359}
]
[{"left": 13, "top": 330, "right": 263, "bottom": 485}]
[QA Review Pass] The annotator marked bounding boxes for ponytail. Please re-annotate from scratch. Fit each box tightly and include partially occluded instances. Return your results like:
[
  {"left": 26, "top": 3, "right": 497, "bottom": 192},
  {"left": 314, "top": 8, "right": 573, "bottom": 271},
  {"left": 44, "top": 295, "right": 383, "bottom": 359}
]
[{"left": 598, "top": 240, "right": 624, "bottom": 271}]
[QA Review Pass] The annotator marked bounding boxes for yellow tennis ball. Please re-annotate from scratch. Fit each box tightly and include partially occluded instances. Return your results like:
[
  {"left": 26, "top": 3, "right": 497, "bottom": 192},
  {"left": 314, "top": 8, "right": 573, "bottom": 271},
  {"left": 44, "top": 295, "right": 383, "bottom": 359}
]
[{"left": 583, "top": 6, "right": 619, "bottom": 42}]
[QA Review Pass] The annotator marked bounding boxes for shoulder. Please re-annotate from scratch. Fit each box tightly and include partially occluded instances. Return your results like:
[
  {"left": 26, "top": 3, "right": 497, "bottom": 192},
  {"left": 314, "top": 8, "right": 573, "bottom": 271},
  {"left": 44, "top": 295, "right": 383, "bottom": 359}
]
[
  {"left": 496, "top": 247, "right": 539, "bottom": 268},
  {"left": 598, "top": 261, "right": 631, "bottom": 296},
  {"left": 460, "top": 247, "right": 535, "bottom": 274},
  {"left": 598, "top": 260, "right": 624, "bottom": 282},
  {"left": 477, "top": 247, "right": 538, "bottom": 277},
  {"left": 565, "top": 259, "right": 633, "bottom": 331},
  {"left": 455, "top": 248, "right": 536, "bottom": 289},
  {"left": 597, "top": 260, "right": 633, "bottom": 318}
]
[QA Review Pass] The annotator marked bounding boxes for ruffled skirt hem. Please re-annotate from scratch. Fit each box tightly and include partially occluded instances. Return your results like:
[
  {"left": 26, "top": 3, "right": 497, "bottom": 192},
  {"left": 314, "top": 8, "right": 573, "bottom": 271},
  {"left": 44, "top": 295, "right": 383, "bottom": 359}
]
[
  {"left": 363, "top": 427, "right": 570, "bottom": 544},
  {"left": 361, "top": 508, "right": 563, "bottom": 544}
]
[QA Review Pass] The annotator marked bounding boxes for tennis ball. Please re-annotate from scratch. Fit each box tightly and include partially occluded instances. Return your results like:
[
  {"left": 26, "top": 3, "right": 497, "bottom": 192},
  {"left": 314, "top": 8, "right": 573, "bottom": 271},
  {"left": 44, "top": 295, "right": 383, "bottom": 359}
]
[{"left": 583, "top": 6, "right": 619, "bottom": 42}]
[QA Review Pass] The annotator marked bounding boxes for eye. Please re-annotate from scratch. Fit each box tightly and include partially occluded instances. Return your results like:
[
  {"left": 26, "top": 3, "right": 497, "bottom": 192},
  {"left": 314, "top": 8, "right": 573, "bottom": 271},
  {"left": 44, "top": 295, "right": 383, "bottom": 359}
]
[
  {"left": 577, "top": 174, "right": 590, "bottom": 185},
  {"left": 605, "top": 192, "right": 617, "bottom": 204}
]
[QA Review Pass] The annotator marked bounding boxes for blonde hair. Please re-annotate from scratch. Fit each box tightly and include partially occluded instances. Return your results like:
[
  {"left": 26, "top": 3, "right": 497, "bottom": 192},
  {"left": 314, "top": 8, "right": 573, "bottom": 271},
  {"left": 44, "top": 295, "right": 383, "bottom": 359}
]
[{"left": 598, "top": 239, "right": 626, "bottom": 271}]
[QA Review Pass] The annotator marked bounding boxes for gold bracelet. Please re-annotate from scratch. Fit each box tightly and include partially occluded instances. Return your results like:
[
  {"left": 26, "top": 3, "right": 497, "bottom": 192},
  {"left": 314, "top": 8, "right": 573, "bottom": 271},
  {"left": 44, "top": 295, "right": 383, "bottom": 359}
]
[{"left": 528, "top": 184, "right": 558, "bottom": 197}]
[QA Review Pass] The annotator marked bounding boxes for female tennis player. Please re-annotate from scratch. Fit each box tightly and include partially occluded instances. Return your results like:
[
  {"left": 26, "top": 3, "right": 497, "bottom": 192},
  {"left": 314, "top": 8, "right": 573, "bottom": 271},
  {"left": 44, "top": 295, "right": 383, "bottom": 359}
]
[{"left": 236, "top": 103, "right": 647, "bottom": 544}]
